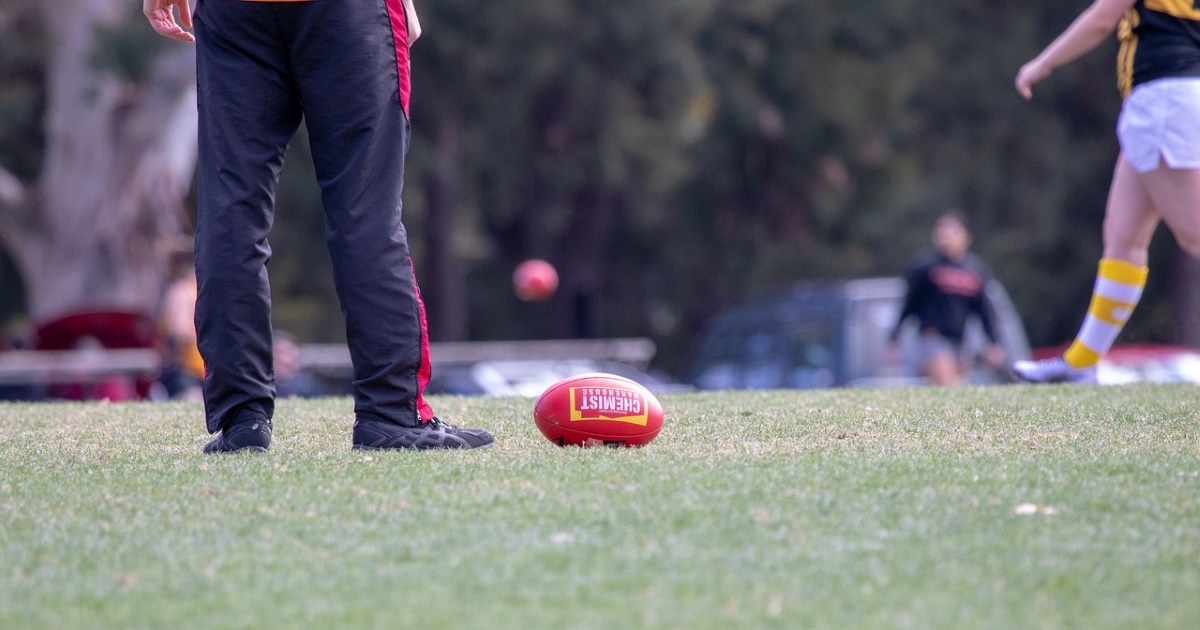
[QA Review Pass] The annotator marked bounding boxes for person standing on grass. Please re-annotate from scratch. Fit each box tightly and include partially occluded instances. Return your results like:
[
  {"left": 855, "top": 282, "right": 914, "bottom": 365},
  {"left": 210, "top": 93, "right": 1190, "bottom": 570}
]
[
  {"left": 1011, "top": 0, "right": 1200, "bottom": 384},
  {"left": 888, "top": 212, "right": 1004, "bottom": 386},
  {"left": 143, "top": 0, "right": 493, "bottom": 452},
  {"left": 158, "top": 252, "right": 204, "bottom": 401}
]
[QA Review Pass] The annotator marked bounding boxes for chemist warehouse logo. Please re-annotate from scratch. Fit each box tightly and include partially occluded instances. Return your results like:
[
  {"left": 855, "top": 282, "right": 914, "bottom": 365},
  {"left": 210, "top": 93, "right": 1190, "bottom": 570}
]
[{"left": 569, "top": 387, "right": 648, "bottom": 426}]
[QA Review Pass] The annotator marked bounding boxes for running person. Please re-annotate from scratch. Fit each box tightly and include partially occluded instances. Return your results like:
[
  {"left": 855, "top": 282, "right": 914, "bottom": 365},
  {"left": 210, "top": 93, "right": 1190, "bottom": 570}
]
[
  {"left": 144, "top": 0, "right": 493, "bottom": 451},
  {"left": 1011, "top": 0, "right": 1200, "bottom": 384},
  {"left": 889, "top": 213, "right": 1004, "bottom": 386}
]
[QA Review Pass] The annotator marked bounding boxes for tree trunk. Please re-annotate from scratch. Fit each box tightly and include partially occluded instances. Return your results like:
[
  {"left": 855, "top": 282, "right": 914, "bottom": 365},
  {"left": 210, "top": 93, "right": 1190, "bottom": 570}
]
[
  {"left": 0, "top": 0, "right": 198, "bottom": 325},
  {"left": 548, "top": 189, "right": 616, "bottom": 339},
  {"left": 421, "top": 114, "right": 469, "bottom": 341}
]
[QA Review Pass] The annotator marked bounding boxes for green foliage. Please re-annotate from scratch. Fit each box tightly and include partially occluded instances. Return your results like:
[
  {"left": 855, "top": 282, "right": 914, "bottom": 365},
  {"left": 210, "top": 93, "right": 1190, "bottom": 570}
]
[
  {"left": 1, "top": 1, "right": 1184, "bottom": 375},
  {"left": 398, "top": 0, "right": 1150, "bottom": 373},
  {"left": 92, "top": 12, "right": 176, "bottom": 83},
  {"left": 0, "top": 8, "right": 44, "bottom": 338},
  {"left": 2, "top": 385, "right": 1199, "bottom": 627},
  {"left": 0, "top": 7, "right": 46, "bottom": 181}
]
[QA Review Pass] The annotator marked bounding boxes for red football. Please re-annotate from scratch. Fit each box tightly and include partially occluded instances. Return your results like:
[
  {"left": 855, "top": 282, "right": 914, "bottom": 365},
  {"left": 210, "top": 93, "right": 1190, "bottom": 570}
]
[
  {"left": 513, "top": 259, "right": 559, "bottom": 301},
  {"left": 533, "top": 373, "right": 664, "bottom": 447}
]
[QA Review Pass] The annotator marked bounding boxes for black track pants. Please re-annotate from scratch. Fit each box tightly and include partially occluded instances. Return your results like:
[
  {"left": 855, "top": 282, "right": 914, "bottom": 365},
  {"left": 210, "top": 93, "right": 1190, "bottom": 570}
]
[{"left": 194, "top": 0, "right": 433, "bottom": 433}]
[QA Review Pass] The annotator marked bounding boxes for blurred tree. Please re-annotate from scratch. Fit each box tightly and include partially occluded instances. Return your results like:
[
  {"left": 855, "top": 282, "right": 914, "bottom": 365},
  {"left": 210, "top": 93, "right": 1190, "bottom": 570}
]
[
  {"left": 0, "top": 0, "right": 1192, "bottom": 376},
  {"left": 399, "top": 0, "right": 1190, "bottom": 371},
  {"left": 0, "top": 0, "right": 196, "bottom": 326},
  {"left": 409, "top": 0, "right": 716, "bottom": 345},
  {"left": 655, "top": 0, "right": 1194, "bottom": 369}
]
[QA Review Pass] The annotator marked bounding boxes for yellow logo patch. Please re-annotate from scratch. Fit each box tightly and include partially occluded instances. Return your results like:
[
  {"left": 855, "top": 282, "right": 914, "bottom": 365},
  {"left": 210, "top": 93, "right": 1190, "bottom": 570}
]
[{"left": 569, "top": 386, "right": 648, "bottom": 426}]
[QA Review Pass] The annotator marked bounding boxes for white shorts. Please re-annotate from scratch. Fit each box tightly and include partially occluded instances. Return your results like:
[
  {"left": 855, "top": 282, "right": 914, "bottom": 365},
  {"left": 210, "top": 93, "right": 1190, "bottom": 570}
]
[{"left": 1117, "top": 77, "right": 1200, "bottom": 173}]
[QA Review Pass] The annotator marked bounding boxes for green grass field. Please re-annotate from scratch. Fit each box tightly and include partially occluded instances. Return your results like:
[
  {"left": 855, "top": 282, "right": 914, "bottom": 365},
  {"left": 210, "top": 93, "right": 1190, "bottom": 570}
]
[{"left": 2, "top": 384, "right": 1198, "bottom": 629}]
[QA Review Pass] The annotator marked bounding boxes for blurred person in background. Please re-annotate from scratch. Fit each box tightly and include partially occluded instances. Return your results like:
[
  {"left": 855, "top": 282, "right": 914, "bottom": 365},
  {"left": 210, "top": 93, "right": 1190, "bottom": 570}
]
[
  {"left": 0, "top": 320, "right": 39, "bottom": 401},
  {"left": 273, "top": 331, "right": 329, "bottom": 398},
  {"left": 888, "top": 212, "right": 1004, "bottom": 385},
  {"left": 144, "top": 0, "right": 493, "bottom": 452},
  {"left": 1011, "top": 0, "right": 1200, "bottom": 384},
  {"left": 158, "top": 251, "right": 203, "bottom": 400}
]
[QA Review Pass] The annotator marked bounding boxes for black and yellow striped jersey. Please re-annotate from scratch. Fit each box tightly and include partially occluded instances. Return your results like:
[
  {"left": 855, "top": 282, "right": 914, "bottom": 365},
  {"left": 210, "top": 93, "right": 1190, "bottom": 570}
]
[{"left": 1117, "top": 0, "right": 1200, "bottom": 97}]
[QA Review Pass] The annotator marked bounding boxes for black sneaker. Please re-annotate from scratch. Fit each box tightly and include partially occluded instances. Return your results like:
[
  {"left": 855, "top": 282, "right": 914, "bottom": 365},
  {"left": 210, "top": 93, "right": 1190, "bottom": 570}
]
[
  {"left": 352, "top": 417, "right": 494, "bottom": 450},
  {"left": 203, "top": 409, "right": 272, "bottom": 454}
]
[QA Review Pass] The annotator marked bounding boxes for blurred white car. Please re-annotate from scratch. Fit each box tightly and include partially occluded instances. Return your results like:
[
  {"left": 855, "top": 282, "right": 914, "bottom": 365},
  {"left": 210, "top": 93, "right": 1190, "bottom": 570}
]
[
  {"left": 425, "top": 359, "right": 691, "bottom": 397},
  {"left": 1029, "top": 343, "right": 1200, "bottom": 384},
  {"left": 1096, "top": 344, "right": 1200, "bottom": 384},
  {"left": 684, "top": 277, "right": 1031, "bottom": 390}
]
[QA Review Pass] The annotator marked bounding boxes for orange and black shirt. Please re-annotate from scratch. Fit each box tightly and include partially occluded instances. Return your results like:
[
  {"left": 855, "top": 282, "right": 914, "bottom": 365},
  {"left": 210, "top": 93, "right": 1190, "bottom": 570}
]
[
  {"left": 890, "top": 251, "right": 998, "bottom": 346},
  {"left": 1117, "top": 0, "right": 1200, "bottom": 96}
]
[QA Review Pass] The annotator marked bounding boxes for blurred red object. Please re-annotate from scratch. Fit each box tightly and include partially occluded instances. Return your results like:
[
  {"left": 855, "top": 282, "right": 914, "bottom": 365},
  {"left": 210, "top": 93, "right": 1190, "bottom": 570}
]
[
  {"left": 35, "top": 311, "right": 157, "bottom": 350},
  {"left": 513, "top": 259, "right": 559, "bottom": 302},
  {"left": 1030, "top": 343, "right": 1200, "bottom": 384},
  {"left": 34, "top": 310, "right": 160, "bottom": 401}
]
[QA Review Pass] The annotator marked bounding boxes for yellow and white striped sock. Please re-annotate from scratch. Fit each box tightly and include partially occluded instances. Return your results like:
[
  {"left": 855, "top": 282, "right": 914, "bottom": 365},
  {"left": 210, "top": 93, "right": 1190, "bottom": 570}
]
[{"left": 1063, "top": 258, "right": 1148, "bottom": 370}]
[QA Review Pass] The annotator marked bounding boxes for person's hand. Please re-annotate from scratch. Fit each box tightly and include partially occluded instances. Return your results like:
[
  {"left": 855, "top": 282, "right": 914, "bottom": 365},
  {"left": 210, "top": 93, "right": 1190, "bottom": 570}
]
[
  {"left": 402, "top": 0, "right": 422, "bottom": 44},
  {"left": 886, "top": 342, "right": 900, "bottom": 367},
  {"left": 983, "top": 343, "right": 1005, "bottom": 368},
  {"left": 144, "top": 0, "right": 194, "bottom": 43},
  {"left": 1014, "top": 58, "right": 1050, "bottom": 100}
]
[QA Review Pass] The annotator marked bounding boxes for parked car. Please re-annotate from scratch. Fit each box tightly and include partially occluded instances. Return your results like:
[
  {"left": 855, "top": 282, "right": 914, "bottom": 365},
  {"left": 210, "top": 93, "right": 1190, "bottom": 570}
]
[
  {"left": 298, "top": 338, "right": 683, "bottom": 398},
  {"left": 684, "top": 277, "right": 1031, "bottom": 390},
  {"left": 1031, "top": 343, "right": 1200, "bottom": 384},
  {"left": 425, "top": 359, "right": 692, "bottom": 397}
]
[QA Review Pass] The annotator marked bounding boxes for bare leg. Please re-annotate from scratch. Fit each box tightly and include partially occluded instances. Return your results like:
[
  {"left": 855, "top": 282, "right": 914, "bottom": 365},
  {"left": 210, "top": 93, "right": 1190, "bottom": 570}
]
[
  {"left": 1137, "top": 163, "right": 1200, "bottom": 260},
  {"left": 1101, "top": 155, "right": 1161, "bottom": 265},
  {"left": 924, "top": 351, "right": 962, "bottom": 386},
  {"left": 1012, "top": 154, "right": 1155, "bottom": 384}
]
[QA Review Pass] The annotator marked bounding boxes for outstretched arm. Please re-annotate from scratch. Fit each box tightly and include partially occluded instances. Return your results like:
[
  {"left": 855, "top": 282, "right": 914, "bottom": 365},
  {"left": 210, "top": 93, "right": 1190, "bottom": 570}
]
[
  {"left": 1015, "top": 0, "right": 1135, "bottom": 100},
  {"left": 890, "top": 267, "right": 922, "bottom": 344},
  {"left": 143, "top": 0, "right": 194, "bottom": 43}
]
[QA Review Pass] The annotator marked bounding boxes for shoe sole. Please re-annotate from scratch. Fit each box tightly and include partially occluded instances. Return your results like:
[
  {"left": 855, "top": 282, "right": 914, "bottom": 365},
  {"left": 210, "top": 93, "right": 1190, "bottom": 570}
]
[
  {"left": 1014, "top": 375, "right": 1097, "bottom": 385},
  {"left": 204, "top": 445, "right": 270, "bottom": 454},
  {"left": 1012, "top": 370, "right": 1097, "bottom": 385},
  {"left": 352, "top": 442, "right": 495, "bottom": 451}
]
